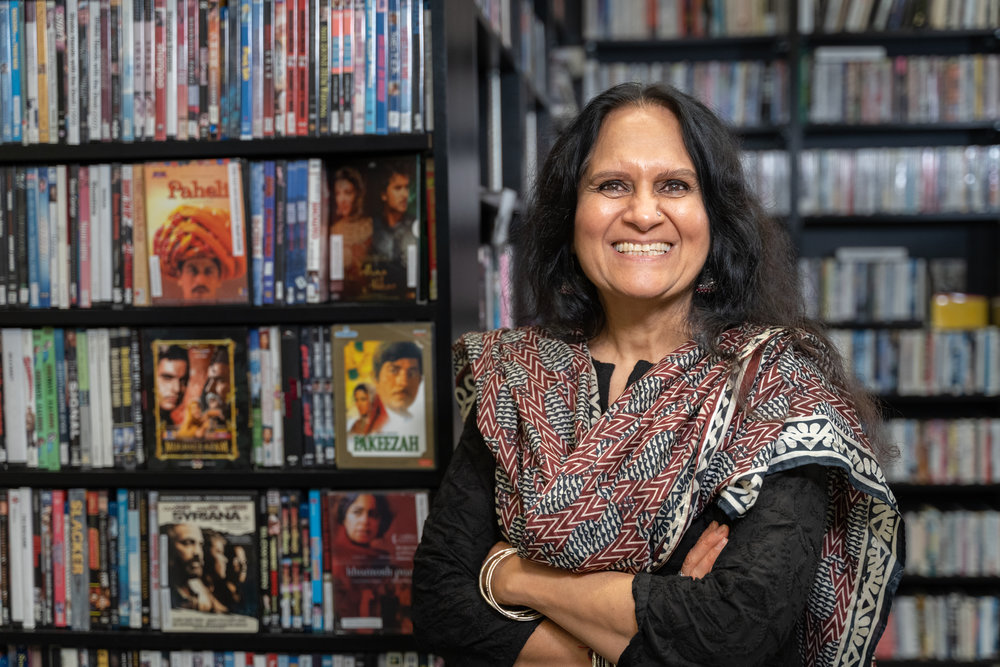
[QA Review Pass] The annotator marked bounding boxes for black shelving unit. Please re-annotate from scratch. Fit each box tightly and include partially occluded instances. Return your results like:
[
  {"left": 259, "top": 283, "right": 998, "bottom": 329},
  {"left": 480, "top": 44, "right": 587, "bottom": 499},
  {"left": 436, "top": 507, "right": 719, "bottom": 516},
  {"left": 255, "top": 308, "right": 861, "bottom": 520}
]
[{"left": 0, "top": 0, "right": 477, "bottom": 659}]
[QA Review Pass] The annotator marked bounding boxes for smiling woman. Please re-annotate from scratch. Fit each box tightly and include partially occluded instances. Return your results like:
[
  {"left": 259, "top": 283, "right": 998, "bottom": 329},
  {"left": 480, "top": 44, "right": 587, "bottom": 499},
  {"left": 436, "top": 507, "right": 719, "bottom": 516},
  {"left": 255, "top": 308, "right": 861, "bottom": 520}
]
[
  {"left": 573, "top": 103, "right": 711, "bottom": 383},
  {"left": 413, "top": 83, "right": 904, "bottom": 667}
]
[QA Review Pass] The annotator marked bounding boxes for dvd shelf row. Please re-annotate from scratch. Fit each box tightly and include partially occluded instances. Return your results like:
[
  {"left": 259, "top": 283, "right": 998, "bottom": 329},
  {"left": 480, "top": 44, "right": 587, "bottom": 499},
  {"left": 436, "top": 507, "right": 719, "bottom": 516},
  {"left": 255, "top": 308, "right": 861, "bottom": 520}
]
[
  {"left": 886, "top": 418, "right": 1000, "bottom": 486},
  {"left": 807, "top": 51, "right": 1000, "bottom": 126},
  {"left": 799, "top": 145, "right": 1000, "bottom": 217},
  {"left": 0, "top": 0, "right": 432, "bottom": 146},
  {"left": 0, "top": 487, "right": 429, "bottom": 636},
  {"left": 801, "top": 0, "right": 1000, "bottom": 34},
  {"left": 2, "top": 648, "right": 441, "bottom": 667},
  {"left": 827, "top": 326, "right": 1000, "bottom": 397},
  {"left": 0, "top": 322, "right": 436, "bottom": 471},
  {"left": 582, "top": 0, "right": 789, "bottom": 40},
  {"left": 582, "top": 0, "right": 1000, "bottom": 40},
  {"left": 904, "top": 507, "right": 1000, "bottom": 578},
  {"left": 0, "top": 154, "right": 432, "bottom": 310},
  {"left": 799, "top": 254, "right": 969, "bottom": 325},
  {"left": 876, "top": 594, "right": 1000, "bottom": 662},
  {"left": 582, "top": 59, "right": 791, "bottom": 129}
]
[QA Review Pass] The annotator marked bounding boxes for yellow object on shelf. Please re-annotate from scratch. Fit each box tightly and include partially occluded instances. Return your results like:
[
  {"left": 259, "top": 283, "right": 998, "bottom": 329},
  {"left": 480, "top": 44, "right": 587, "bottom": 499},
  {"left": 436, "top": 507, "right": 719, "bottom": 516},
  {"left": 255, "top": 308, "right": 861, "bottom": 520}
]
[{"left": 930, "top": 293, "right": 989, "bottom": 330}]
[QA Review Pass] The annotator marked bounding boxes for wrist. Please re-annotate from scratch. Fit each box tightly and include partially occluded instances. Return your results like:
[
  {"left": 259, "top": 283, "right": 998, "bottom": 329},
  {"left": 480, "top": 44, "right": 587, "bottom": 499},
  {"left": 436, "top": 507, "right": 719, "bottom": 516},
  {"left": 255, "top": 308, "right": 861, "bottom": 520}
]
[
  {"left": 491, "top": 549, "right": 521, "bottom": 605},
  {"left": 478, "top": 547, "right": 541, "bottom": 622}
]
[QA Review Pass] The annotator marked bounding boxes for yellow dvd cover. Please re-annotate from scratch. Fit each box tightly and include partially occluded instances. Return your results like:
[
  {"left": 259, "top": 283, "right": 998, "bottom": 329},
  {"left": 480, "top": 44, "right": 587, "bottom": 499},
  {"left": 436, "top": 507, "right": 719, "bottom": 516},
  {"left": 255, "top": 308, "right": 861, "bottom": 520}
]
[
  {"left": 143, "top": 159, "right": 249, "bottom": 305},
  {"left": 333, "top": 323, "right": 435, "bottom": 469}
]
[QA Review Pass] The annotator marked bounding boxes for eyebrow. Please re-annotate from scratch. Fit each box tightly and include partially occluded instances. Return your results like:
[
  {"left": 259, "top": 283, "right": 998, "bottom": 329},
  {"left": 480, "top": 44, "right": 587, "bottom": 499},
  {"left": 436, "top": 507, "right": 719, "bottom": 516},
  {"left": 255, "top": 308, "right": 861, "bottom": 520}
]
[{"left": 586, "top": 167, "right": 698, "bottom": 182}]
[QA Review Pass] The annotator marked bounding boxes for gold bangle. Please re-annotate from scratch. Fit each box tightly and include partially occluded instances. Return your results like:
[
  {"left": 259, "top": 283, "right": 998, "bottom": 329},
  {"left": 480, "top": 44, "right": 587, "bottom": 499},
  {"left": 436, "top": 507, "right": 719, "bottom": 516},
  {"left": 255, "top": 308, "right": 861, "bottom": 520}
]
[{"left": 478, "top": 547, "right": 542, "bottom": 621}]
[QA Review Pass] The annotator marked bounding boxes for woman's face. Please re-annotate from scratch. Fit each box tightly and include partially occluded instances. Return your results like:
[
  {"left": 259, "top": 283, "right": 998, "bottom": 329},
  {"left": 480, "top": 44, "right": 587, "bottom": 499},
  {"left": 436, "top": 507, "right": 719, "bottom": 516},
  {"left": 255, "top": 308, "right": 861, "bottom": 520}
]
[
  {"left": 573, "top": 104, "right": 710, "bottom": 317},
  {"left": 334, "top": 178, "right": 358, "bottom": 218},
  {"left": 343, "top": 494, "right": 382, "bottom": 546},
  {"left": 354, "top": 387, "right": 371, "bottom": 416}
]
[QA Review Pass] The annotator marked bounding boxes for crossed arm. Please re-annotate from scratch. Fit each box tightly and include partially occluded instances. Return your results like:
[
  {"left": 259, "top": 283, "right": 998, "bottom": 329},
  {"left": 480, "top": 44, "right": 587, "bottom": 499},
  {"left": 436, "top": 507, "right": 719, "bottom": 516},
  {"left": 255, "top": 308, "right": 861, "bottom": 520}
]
[
  {"left": 412, "top": 412, "right": 827, "bottom": 666},
  {"left": 487, "top": 523, "right": 730, "bottom": 664}
]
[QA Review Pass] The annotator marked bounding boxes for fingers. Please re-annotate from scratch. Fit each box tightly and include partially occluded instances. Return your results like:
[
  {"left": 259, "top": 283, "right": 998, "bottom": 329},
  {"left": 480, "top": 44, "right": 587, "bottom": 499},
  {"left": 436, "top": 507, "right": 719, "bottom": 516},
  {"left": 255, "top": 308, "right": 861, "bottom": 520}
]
[{"left": 679, "top": 520, "right": 729, "bottom": 579}]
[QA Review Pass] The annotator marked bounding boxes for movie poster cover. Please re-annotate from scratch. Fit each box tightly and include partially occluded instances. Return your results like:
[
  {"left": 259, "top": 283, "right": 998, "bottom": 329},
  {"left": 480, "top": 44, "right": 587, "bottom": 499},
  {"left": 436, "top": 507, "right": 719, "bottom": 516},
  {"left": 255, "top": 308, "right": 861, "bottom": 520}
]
[
  {"left": 143, "top": 159, "right": 249, "bottom": 305},
  {"left": 327, "top": 490, "right": 429, "bottom": 635},
  {"left": 142, "top": 328, "right": 250, "bottom": 470},
  {"left": 333, "top": 323, "right": 435, "bottom": 470},
  {"left": 327, "top": 154, "right": 421, "bottom": 302},
  {"left": 156, "top": 492, "right": 259, "bottom": 633}
]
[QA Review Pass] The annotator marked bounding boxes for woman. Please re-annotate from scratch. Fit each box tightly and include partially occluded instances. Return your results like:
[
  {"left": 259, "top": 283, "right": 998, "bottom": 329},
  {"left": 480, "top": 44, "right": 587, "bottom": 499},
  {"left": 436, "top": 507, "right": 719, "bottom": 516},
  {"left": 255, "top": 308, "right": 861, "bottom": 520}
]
[
  {"left": 332, "top": 493, "right": 403, "bottom": 632},
  {"left": 329, "top": 166, "right": 374, "bottom": 298},
  {"left": 412, "top": 83, "right": 904, "bottom": 666},
  {"left": 348, "top": 383, "right": 373, "bottom": 434}
]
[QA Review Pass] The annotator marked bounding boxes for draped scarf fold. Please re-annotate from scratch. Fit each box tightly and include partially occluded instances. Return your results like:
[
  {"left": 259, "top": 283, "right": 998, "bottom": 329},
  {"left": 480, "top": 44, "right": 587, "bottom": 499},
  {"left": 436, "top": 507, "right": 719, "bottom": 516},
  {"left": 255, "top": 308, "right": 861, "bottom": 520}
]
[{"left": 453, "top": 325, "right": 904, "bottom": 667}]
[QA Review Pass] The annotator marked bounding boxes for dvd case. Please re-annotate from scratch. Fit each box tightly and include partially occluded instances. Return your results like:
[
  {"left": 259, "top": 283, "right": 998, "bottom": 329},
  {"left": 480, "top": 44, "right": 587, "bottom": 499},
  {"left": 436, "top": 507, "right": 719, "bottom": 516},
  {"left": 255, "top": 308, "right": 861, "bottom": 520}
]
[
  {"left": 332, "top": 322, "right": 434, "bottom": 470},
  {"left": 142, "top": 327, "right": 250, "bottom": 470}
]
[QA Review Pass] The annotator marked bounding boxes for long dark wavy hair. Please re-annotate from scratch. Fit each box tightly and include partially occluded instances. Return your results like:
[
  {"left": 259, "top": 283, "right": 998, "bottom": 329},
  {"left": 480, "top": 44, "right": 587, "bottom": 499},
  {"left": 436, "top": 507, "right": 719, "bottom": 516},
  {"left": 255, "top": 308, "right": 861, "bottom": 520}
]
[{"left": 511, "top": 82, "right": 889, "bottom": 456}]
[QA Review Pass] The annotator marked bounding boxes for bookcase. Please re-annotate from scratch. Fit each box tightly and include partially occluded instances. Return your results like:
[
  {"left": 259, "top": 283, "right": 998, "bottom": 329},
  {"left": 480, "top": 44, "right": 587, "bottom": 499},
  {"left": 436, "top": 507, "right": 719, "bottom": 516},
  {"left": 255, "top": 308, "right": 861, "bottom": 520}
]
[
  {"left": 0, "top": 0, "right": 478, "bottom": 664},
  {"left": 459, "top": 0, "right": 574, "bottom": 331},
  {"left": 573, "top": 1, "right": 1000, "bottom": 664}
]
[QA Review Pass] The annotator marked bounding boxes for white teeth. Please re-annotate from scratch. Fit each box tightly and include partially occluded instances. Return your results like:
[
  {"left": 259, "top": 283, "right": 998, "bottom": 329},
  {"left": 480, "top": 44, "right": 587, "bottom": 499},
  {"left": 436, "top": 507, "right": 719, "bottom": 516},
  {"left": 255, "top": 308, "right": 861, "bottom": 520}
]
[{"left": 613, "top": 242, "right": 673, "bottom": 256}]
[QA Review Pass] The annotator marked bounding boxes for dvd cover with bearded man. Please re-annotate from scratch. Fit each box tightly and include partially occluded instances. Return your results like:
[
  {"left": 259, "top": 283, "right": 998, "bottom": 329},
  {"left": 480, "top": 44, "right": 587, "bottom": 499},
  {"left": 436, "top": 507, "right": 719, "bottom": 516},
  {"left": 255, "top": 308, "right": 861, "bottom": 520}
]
[
  {"left": 156, "top": 492, "right": 259, "bottom": 633},
  {"left": 143, "top": 159, "right": 249, "bottom": 305}
]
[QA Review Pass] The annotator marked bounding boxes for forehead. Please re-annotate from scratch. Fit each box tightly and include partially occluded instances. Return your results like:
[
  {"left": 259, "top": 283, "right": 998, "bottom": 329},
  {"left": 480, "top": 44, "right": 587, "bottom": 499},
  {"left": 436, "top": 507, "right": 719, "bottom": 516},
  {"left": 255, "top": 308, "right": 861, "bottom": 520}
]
[
  {"left": 382, "top": 357, "right": 420, "bottom": 369},
  {"left": 176, "top": 524, "right": 201, "bottom": 538},
  {"left": 183, "top": 257, "right": 220, "bottom": 270},
  {"left": 585, "top": 104, "right": 691, "bottom": 171}
]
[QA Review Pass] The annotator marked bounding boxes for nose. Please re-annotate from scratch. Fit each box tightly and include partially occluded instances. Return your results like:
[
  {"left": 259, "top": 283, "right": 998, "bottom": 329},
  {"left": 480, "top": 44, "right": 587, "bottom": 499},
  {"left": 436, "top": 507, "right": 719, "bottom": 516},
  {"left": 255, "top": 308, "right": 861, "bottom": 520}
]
[{"left": 624, "top": 191, "right": 662, "bottom": 232}]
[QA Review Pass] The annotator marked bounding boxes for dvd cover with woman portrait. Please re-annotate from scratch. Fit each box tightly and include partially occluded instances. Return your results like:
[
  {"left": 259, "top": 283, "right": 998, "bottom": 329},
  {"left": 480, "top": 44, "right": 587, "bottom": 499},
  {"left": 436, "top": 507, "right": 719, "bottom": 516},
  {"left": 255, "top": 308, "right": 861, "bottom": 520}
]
[
  {"left": 326, "top": 489, "right": 429, "bottom": 635},
  {"left": 141, "top": 327, "right": 251, "bottom": 470},
  {"left": 143, "top": 159, "right": 249, "bottom": 305}
]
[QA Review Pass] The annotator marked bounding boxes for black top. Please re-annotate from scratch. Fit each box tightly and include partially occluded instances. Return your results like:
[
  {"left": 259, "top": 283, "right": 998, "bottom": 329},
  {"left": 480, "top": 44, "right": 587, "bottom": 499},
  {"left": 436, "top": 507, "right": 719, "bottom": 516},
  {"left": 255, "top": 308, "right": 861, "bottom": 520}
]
[{"left": 413, "top": 361, "right": 828, "bottom": 666}]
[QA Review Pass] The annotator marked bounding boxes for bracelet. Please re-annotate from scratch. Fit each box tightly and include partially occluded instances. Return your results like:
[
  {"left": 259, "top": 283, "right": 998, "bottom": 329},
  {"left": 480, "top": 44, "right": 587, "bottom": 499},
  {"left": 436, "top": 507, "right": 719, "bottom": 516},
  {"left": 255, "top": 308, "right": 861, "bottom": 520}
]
[
  {"left": 478, "top": 547, "right": 542, "bottom": 621},
  {"left": 588, "top": 650, "right": 616, "bottom": 667}
]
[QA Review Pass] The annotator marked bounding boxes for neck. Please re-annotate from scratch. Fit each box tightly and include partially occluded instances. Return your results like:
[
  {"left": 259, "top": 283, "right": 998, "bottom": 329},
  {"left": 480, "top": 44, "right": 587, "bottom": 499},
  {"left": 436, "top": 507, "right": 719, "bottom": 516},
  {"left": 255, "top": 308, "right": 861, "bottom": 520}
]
[
  {"left": 589, "top": 297, "right": 693, "bottom": 368},
  {"left": 385, "top": 209, "right": 402, "bottom": 226}
]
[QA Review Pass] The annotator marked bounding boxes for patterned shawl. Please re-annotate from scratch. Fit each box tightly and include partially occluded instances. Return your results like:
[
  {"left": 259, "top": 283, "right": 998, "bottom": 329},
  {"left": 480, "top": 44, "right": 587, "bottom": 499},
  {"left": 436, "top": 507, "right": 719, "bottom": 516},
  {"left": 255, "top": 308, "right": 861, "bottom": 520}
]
[{"left": 453, "top": 325, "right": 904, "bottom": 667}]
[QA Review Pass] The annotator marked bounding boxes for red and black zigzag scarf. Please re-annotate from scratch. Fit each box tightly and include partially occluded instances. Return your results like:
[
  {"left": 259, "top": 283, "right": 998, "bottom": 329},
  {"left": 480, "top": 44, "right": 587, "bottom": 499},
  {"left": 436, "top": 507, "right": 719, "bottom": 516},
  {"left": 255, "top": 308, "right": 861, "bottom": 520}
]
[{"left": 453, "top": 325, "right": 904, "bottom": 667}]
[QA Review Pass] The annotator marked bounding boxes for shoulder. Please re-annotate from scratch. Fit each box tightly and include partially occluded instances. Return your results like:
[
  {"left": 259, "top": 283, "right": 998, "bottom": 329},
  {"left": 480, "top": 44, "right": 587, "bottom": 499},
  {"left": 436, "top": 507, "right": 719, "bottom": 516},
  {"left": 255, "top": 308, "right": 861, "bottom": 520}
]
[
  {"left": 452, "top": 327, "right": 584, "bottom": 419},
  {"left": 452, "top": 326, "right": 577, "bottom": 373}
]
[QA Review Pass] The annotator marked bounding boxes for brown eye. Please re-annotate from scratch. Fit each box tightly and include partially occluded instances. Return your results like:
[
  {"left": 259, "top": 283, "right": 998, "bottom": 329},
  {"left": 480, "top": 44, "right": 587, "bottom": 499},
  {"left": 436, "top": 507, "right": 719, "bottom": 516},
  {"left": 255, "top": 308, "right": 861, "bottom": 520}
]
[
  {"left": 660, "top": 180, "right": 691, "bottom": 194},
  {"left": 597, "top": 180, "right": 629, "bottom": 194}
]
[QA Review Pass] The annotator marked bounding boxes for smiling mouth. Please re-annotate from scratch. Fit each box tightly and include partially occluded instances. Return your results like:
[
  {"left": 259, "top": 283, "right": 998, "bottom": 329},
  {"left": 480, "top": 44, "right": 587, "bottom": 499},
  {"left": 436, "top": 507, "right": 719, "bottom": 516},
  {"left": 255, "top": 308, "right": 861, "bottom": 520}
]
[{"left": 613, "top": 242, "right": 673, "bottom": 256}]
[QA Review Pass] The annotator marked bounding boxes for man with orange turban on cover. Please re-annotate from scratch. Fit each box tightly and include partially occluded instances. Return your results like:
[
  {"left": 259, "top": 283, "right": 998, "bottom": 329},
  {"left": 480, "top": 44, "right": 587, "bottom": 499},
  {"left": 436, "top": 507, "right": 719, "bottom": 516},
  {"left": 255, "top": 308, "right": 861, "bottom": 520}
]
[{"left": 153, "top": 205, "right": 247, "bottom": 302}]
